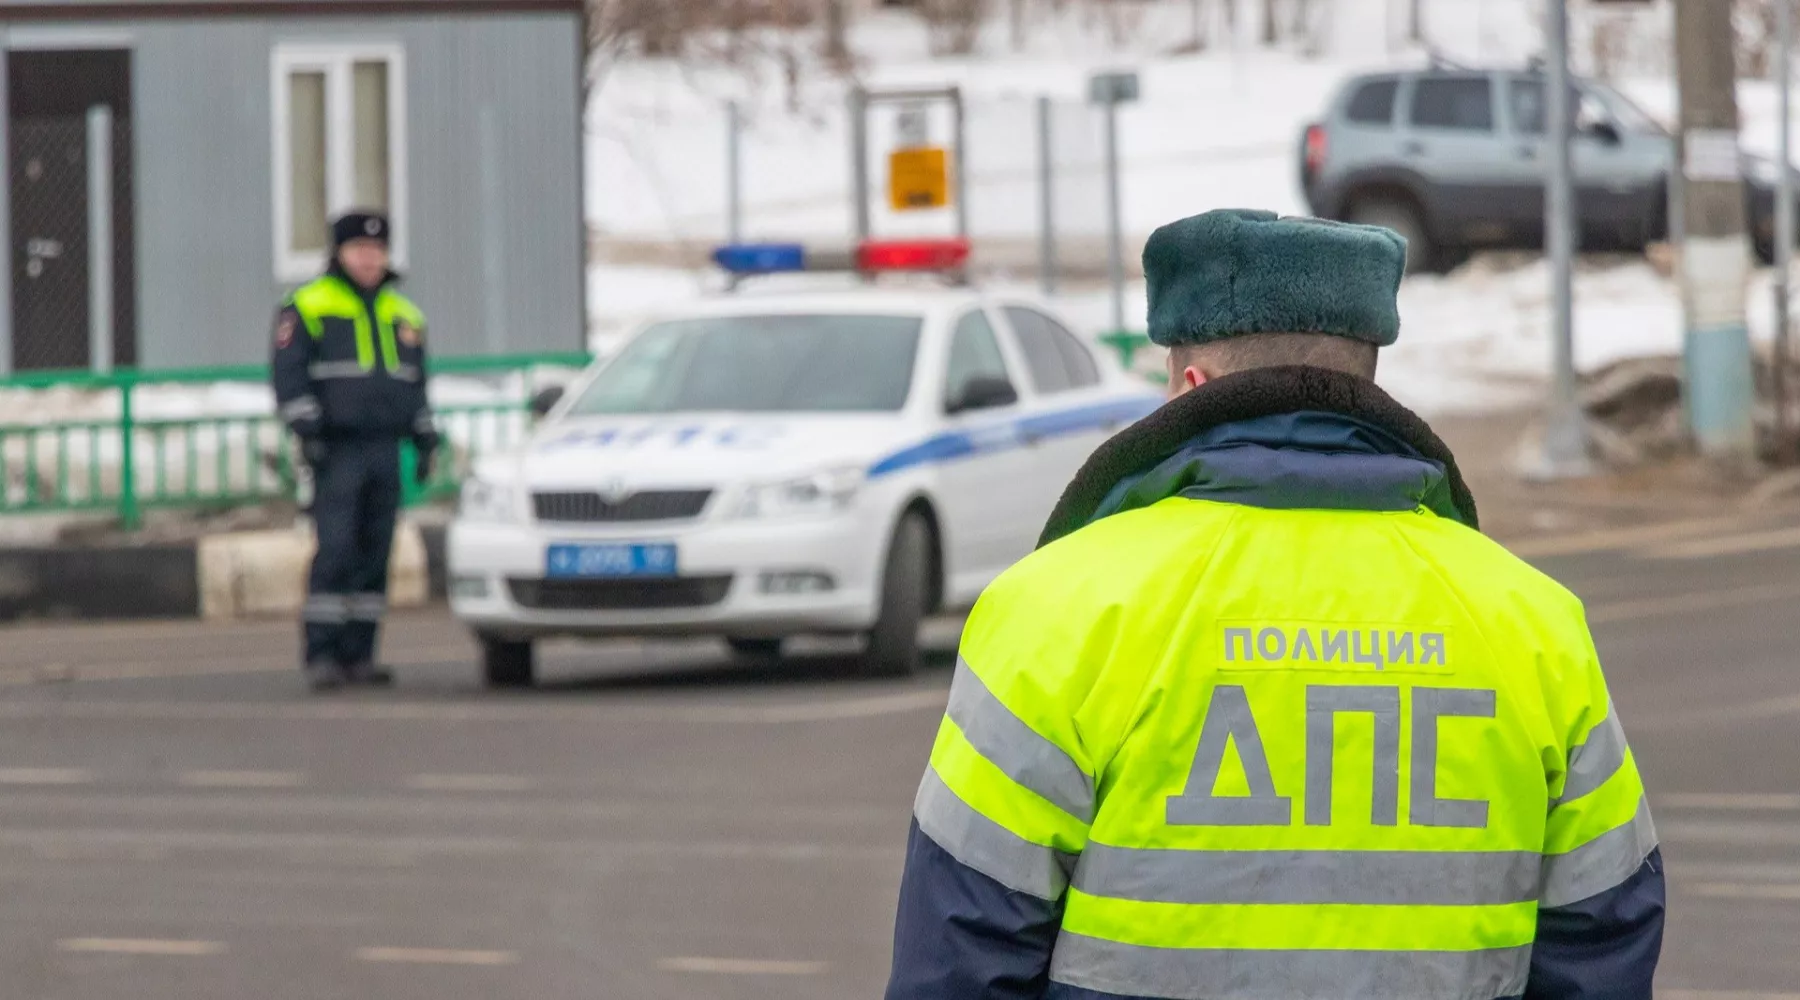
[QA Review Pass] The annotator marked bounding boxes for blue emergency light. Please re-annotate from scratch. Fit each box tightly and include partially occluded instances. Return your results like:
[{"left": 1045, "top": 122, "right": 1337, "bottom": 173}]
[
  {"left": 712, "top": 238, "right": 970, "bottom": 277},
  {"left": 711, "top": 243, "right": 807, "bottom": 274}
]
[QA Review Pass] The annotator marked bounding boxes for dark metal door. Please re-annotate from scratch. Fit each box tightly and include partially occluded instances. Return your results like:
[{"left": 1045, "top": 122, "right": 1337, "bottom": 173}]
[{"left": 7, "top": 49, "right": 134, "bottom": 371}]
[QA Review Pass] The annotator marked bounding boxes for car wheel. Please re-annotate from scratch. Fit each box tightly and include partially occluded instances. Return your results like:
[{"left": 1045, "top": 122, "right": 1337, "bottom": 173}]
[
  {"left": 1347, "top": 196, "right": 1439, "bottom": 275},
  {"left": 864, "top": 513, "right": 930, "bottom": 678},
  {"left": 479, "top": 634, "right": 535, "bottom": 688},
  {"left": 726, "top": 637, "right": 783, "bottom": 660}
]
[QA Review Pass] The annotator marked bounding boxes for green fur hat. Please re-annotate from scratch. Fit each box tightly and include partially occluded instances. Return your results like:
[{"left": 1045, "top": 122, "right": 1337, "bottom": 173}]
[{"left": 1143, "top": 209, "right": 1406, "bottom": 348}]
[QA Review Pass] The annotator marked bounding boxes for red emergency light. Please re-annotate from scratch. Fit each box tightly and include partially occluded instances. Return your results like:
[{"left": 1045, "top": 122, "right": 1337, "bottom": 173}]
[{"left": 856, "top": 238, "right": 972, "bottom": 273}]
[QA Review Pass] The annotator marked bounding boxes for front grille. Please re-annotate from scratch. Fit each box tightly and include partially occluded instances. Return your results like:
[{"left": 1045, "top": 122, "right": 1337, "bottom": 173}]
[
  {"left": 507, "top": 575, "right": 733, "bottom": 611},
  {"left": 532, "top": 489, "right": 712, "bottom": 523}
]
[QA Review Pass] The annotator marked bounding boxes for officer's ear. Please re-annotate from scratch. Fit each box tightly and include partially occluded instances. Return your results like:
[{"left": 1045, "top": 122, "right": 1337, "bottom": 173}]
[{"left": 1167, "top": 348, "right": 1209, "bottom": 400}]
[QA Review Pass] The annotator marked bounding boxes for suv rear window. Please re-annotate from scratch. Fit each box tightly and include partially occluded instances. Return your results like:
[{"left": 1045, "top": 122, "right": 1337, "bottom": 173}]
[
  {"left": 1345, "top": 80, "right": 1398, "bottom": 125},
  {"left": 1409, "top": 77, "right": 1494, "bottom": 131}
]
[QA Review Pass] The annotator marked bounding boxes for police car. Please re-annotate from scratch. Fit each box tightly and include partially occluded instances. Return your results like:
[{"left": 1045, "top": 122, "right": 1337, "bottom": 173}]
[{"left": 447, "top": 239, "right": 1161, "bottom": 687}]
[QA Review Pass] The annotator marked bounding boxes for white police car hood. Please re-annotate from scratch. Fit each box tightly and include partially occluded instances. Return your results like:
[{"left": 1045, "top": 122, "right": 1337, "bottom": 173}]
[{"left": 487, "top": 413, "right": 924, "bottom": 489}]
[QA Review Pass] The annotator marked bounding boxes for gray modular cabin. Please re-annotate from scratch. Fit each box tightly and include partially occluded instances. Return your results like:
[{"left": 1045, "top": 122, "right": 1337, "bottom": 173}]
[{"left": 0, "top": 0, "right": 586, "bottom": 373}]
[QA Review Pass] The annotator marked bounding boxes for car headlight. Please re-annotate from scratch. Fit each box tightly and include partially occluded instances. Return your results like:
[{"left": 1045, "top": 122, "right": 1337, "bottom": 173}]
[
  {"left": 731, "top": 465, "right": 864, "bottom": 520},
  {"left": 458, "top": 477, "right": 519, "bottom": 523}
]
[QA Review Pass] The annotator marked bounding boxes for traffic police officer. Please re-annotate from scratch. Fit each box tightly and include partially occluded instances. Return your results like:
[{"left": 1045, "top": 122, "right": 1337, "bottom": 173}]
[
  {"left": 885, "top": 210, "right": 1664, "bottom": 1000},
  {"left": 273, "top": 211, "right": 437, "bottom": 692}
]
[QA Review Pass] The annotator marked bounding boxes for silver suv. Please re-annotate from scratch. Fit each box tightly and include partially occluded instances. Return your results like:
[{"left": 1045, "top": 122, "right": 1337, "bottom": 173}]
[{"left": 1300, "top": 65, "right": 1791, "bottom": 272}]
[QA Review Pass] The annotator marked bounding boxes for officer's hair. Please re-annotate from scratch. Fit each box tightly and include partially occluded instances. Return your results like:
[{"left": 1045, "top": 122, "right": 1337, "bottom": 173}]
[{"left": 1170, "top": 333, "right": 1378, "bottom": 380}]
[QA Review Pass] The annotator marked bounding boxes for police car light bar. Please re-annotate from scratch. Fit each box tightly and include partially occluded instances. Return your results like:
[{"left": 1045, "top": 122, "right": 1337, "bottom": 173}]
[
  {"left": 856, "top": 238, "right": 971, "bottom": 272},
  {"left": 712, "top": 238, "right": 970, "bottom": 277}
]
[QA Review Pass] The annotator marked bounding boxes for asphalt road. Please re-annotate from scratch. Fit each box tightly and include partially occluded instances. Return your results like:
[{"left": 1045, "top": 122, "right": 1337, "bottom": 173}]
[{"left": 0, "top": 512, "right": 1797, "bottom": 999}]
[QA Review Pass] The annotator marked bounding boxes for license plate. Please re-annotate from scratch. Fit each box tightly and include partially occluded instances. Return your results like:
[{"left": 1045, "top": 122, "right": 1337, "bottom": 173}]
[{"left": 545, "top": 543, "right": 677, "bottom": 579}]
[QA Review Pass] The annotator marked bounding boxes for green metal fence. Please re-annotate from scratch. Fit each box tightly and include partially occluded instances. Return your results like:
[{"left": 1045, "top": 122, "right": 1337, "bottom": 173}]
[{"left": 0, "top": 352, "right": 591, "bottom": 529}]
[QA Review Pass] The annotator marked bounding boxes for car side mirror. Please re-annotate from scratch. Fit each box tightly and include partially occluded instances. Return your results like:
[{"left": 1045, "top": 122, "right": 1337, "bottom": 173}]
[
  {"left": 1582, "top": 117, "right": 1621, "bottom": 146},
  {"left": 947, "top": 375, "right": 1018, "bottom": 415},
  {"left": 528, "top": 385, "right": 565, "bottom": 420}
]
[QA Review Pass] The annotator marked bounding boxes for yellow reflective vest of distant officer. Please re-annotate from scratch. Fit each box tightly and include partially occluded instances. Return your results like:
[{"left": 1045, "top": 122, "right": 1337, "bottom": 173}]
[
  {"left": 885, "top": 210, "right": 1662, "bottom": 1000},
  {"left": 271, "top": 211, "right": 438, "bottom": 693}
]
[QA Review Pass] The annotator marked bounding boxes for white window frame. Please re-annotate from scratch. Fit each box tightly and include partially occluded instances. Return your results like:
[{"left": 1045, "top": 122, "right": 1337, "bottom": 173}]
[{"left": 271, "top": 42, "right": 408, "bottom": 282}]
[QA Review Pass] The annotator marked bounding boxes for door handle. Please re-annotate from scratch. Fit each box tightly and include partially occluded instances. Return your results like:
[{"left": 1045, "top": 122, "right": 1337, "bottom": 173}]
[
  {"left": 1401, "top": 140, "right": 1426, "bottom": 157},
  {"left": 1518, "top": 145, "right": 1538, "bottom": 160}
]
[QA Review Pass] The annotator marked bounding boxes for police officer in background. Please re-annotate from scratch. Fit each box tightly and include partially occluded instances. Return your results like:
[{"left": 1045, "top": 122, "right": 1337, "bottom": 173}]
[
  {"left": 886, "top": 210, "right": 1663, "bottom": 1000},
  {"left": 273, "top": 211, "right": 437, "bottom": 692}
]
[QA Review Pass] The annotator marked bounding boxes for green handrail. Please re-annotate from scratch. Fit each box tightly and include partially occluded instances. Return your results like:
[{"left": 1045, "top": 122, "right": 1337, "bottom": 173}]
[{"left": 0, "top": 352, "right": 593, "bottom": 530}]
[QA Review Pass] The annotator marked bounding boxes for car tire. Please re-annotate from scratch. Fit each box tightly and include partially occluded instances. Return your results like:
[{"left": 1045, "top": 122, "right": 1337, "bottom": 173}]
[
  {"left": 727, "top": 637, "right": 783, "bottom": 660},
  {"left": 480, "top": 635, "right": 535, "bottom": 689},
  {"left": 1347, "top": 195, "right": 1440, "bottom": 275},
  {"left": 863, "top": 513, "right": 930, "bottom": 678}
]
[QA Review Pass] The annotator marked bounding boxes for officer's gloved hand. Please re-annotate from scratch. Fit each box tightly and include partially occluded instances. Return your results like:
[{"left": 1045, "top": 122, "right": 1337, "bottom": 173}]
[{"left": 301, "top": 437, "right": 329, "bottom": 469}]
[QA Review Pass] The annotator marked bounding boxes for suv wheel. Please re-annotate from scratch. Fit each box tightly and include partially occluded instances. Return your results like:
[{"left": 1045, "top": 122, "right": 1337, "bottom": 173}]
[
  {"left": 863, "top": 514, "right": 930, "bottom": 678},
  {"left": 479, "top": 634, "right": 535, "bottom": 688},
  {"left": 1347, "top": 196, "right": 1439, "bottom": 275}
]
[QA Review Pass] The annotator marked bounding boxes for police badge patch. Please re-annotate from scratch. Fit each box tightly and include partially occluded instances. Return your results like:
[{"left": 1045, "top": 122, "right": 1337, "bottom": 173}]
[
  {"left": 275, "top": 313, "right": 296, "bottom": 348},
  {"left": 397, "top": 322, "right": 420, "bottom": 347}
]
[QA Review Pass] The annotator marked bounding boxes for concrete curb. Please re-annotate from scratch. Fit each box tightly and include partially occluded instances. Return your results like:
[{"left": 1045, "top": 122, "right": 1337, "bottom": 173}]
[{"left": 2, "top": 519, "right": 444, "bottom": 623}]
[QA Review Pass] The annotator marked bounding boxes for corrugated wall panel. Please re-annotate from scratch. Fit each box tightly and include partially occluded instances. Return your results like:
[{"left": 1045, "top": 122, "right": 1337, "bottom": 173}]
[{"left": 9, "top": 11, "right": 583, "bottom": 368}]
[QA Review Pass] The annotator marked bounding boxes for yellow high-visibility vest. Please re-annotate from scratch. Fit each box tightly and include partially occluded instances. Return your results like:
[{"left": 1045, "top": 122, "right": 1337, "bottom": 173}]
[{"left": 917, "top": 495, "right": 1655, "bottom": 999}]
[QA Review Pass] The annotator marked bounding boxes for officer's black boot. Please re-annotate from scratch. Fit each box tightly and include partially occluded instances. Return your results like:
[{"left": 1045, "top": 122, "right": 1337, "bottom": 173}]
[
  {"left": 343, "top": 661, "right": 395, "bottom": 687},
  {"left": 305, "top": 661, "right": 349, "bottom": 692}
]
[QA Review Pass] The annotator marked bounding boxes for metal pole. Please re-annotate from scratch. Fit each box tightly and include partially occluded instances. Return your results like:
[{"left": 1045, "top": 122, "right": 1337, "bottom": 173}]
[
  {"left": 849, "top": 87, "right": 871, "bottom": 244},
  {"left": 1104, "top": 97, "right": 1125, "bottom": 333},
  {"left": 1777, "top": 0, "right": 1795, "bottom": 460},
  {"left": 1037, "top": 95, "right": 1056, "bottom": 297},
  {"left": 726, "top": 99, "right": 743, "bottom": 245},
  {"left": 1535, "top": 0, "right": 1590, "bottom": 477},
  {"left": 951, "top": 87, "right": 969, "bottom": 242},
  {"left": 86, "top": 104, "right": 114, "bottom": 375}
]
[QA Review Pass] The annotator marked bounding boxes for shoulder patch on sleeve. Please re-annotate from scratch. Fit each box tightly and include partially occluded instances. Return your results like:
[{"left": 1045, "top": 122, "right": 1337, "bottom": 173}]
[{"left": 275, "top": 312, "right": 297, "bottom": 348}]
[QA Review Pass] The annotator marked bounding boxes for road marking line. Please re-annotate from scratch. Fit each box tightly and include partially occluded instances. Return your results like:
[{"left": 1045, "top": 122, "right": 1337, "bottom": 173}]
[
  {"left": 355, "top": 947, "right": 519, "bottom": 966},
  {"left": 1686, "top": 882, "right": 1800, "bottom": 901},
  {"left": 0, "top": 689, "right": 949, "bottom": 725},
  {"left": 1505, "top": 516, "right": 1751, "bottom": 558},
  {"left": 1637, "top": 525, "right": 1800, "bottom": 560},
  {"left": 657, "top": 957, "right": 828, "bottom": 976},
  {"left": 57, "top": 938, "right": 225, "bottom": 956},
  {"left": 1663, "top": 992, "right": 1800, "bottom": 1000},
  {"left": 404, "top": 774, "right": 539, "bottom": 793},
  {"left": 0, "top": 768, "right": 93, "bottom": 785},
  {"left": 177, "top": 770, "right": 307, "bottom": 789},
  {"left": 1659, "top": 793, "right": 1800, "bottom": 811},
  {"left": 1586, "top": 581, "right": 1800, "bottom": 624}
]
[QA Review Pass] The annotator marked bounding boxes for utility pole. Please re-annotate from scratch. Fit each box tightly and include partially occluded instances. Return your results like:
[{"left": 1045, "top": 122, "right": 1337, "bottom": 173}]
[
  {"left": 1778, "top": 0, "right": 1796, "bottom": 460},
  {"left": 1533, "top": 0, "right": 1592, "bottom": 478},
  {"left": 1676, "top": 0, "right": 1758, "bottom": 464}
]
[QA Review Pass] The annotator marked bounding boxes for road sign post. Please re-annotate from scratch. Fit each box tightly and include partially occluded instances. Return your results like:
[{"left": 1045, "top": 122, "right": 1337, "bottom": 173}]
[
  {"left": 1089, "top": 71, "right": 1140, "bottom": 335},
  {"left": 1778, "top": 0, "right": 1796, "bottom": 461}
]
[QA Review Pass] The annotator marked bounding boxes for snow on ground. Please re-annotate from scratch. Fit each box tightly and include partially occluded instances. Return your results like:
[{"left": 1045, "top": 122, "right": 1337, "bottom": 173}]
[{"left": 583, "top": 0, "right": 1800, "bottom": 419}]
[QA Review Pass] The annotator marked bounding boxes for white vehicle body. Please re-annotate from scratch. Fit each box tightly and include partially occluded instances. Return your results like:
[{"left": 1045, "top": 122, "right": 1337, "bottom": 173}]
[{"left": 447, "top": 288, "right": 1161, "bottom": 672}]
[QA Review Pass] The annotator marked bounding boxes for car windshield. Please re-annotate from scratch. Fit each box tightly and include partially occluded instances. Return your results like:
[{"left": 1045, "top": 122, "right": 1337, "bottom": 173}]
[{"left": 567, "top": 314, "right": 923, "bottom": 414}]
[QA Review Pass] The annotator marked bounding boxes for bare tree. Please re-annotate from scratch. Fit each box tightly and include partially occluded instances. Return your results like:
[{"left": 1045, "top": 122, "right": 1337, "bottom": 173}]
[
  {"left": 820, "top": 0, "right": 853, "bottom": 71},
  {"left": 922, "top": 0, "right": 985, "bottom": 55},
  {"left": 1262, "top": 0, "right": 1278, "bottom": 44}
]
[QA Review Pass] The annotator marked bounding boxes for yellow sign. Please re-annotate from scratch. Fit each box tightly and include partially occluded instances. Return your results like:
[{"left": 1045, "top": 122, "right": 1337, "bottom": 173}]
[{"left": 888, "top": 147, "right": 950, "bottom": 211}]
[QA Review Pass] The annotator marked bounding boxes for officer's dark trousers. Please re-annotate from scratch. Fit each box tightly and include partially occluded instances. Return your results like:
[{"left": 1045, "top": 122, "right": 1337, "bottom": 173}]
[{"left": 303, "top": 437, "right": 400, "bottom": 667}]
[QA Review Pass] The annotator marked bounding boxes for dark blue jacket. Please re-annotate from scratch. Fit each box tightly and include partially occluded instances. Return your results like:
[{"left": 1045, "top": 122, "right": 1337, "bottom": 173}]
[{"left": 886, "top": 378, "right": 1664, "bottom": 1000}]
